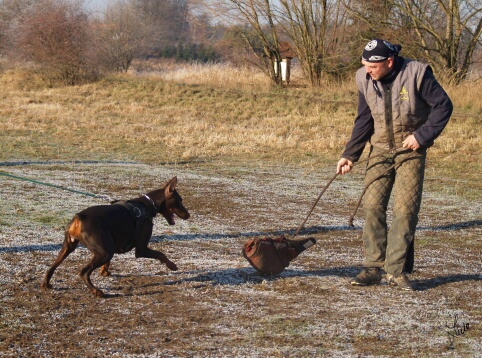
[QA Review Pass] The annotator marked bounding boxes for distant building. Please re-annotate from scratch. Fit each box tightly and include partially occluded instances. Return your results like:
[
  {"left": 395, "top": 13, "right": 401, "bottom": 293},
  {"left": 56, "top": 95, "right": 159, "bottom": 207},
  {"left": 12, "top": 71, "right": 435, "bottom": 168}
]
[{"left": 274, "top": 42, "right": 296, "bottom": 84}]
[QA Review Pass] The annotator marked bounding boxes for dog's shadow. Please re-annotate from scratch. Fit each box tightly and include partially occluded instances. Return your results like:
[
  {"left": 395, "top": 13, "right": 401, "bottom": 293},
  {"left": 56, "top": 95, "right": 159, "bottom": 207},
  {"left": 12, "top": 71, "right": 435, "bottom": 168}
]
[
  {"left": 102, "top": 268, "right": 481, "bottom": 298},
  {"left": 100, "top": 266, "right": 358, "bottom": 298}
]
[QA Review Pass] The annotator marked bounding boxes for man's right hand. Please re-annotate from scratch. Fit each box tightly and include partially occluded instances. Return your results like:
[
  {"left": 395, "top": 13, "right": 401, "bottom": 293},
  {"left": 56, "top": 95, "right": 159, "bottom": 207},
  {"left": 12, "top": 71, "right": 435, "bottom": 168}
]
[{"left": 337, "top": 158, "right": 353, "bottom": 175}]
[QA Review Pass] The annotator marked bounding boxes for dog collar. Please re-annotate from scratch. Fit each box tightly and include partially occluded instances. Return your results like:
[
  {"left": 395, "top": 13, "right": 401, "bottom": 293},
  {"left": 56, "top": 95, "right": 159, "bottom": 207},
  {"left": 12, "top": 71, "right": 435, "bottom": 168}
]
[{"left": 142, "top": 194, "right": 157, "bottom": 211}]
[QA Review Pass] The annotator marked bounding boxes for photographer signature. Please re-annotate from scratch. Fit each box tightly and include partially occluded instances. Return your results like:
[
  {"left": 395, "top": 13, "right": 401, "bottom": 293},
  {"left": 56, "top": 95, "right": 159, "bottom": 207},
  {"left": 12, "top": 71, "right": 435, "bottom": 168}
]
[{"left": 446, "top": 313, "right": 470, "bottom": 349}]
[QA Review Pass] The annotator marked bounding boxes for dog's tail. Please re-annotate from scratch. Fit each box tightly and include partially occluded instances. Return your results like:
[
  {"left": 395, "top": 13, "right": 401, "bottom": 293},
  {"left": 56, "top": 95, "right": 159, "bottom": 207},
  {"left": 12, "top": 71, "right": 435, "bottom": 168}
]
[{"left": 67, "top": 215, "right": 83, "bottom": 243}]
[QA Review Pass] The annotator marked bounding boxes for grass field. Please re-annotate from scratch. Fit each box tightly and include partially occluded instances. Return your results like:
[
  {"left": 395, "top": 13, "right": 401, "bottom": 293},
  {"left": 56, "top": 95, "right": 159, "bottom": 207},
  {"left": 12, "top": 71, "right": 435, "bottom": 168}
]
[{"left": 0, "top": 63, "right": 481, "bottom": 356}]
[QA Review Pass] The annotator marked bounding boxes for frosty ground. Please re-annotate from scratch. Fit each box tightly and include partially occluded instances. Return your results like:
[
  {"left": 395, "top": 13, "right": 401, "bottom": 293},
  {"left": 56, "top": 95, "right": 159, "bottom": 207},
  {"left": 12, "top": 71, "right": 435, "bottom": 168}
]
[{"left": 0, "top": 161, "right": 480, "bottom": 357}]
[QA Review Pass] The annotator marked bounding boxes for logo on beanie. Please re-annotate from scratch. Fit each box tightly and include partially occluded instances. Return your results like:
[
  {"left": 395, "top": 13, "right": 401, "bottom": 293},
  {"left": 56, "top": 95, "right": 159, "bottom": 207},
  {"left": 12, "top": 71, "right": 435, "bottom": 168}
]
[
  {"left": 362, "top": 39, "right": 399, "bottom": 62},
  {"left": 383, "top": 41, "right": 396, "bottom": 52},
  {"left": 365, "top": 40, "right": 378, "bottom": 51},
  {"left": 367, "top": 55, "right": 386, "bottom": 61}
]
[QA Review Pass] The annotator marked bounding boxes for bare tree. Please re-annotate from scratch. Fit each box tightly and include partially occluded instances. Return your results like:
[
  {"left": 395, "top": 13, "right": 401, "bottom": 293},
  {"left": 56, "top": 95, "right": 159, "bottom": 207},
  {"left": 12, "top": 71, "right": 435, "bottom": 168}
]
[
  {"left": 277, "top": 0, "right": 327, "bottom": 85},
  {"left": 208, "top": 0, "right": 284, "bottom": 85},
  {"left": 94, "top": 1, "right": 149, "bottom": 72},
  {"left": 345, "top": 0, "right": 482, "bottom": 83},
  {"left": 277, "top": 0, "right": 352, "bottom": 85},
  {"left": 206, "top": 0, "right": 356, "bottom": 86},
  {"left": 130, "top": 0, "right": 190, "bottom": 56},
  {"left": 11, "top": 0, "right": 98, "bottom": 84},
  {"left": 0, "top": 0, "right": 42, "bottom": 57}
]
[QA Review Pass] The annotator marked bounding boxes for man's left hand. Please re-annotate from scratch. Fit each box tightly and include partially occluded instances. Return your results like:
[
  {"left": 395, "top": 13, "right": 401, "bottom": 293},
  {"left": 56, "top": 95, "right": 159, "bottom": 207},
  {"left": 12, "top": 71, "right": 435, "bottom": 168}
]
[{"left": 402, "top": 134, "right": 420, "bottom": 151}]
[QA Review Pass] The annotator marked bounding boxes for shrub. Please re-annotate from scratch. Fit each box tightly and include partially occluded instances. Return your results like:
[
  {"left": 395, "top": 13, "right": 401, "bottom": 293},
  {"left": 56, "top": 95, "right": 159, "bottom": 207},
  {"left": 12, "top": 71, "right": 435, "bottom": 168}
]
[{"left": 12, "top": 0, "right": 100, "bottom": 85}]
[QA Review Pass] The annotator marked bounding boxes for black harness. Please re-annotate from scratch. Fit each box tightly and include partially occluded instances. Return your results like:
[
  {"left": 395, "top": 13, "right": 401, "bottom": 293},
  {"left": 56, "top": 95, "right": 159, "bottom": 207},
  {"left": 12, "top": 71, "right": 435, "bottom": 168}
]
[
  {"left": 116, "top": 201, "right": 155, "bottom": 223},
  {"left": 111, "top": 196, "right": 159, "bottom": 252}
]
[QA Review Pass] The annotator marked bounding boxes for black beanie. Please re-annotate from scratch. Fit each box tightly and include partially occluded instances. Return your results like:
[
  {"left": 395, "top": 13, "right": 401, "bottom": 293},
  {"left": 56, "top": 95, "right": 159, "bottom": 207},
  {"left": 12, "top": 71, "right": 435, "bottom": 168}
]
[{"left": 362, "top": 39, "right": 401, "bottom": 62}]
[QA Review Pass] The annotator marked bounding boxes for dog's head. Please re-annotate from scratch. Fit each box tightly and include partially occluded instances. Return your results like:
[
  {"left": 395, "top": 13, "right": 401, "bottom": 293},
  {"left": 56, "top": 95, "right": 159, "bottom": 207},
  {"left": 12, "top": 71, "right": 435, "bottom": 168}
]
[{"left": 148, "top": 177, "right": 190, "bottom": 225}]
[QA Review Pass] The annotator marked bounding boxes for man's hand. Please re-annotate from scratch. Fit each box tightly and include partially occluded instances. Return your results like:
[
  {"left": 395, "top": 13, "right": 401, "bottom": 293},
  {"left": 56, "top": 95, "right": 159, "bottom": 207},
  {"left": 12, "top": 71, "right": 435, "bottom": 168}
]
[
  {"left": 337, "top": 158, "right": 353, "bottom": 175},
  {"left": 402, "top": 134, "right": 420, "bottom": 151}
]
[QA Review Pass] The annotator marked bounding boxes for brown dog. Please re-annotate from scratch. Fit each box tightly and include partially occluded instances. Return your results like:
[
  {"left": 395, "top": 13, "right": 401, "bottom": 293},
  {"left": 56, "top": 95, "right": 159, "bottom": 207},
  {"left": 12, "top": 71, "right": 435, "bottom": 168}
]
[{"left": 41, "top": 176, "right": 190, "bottom": 297}]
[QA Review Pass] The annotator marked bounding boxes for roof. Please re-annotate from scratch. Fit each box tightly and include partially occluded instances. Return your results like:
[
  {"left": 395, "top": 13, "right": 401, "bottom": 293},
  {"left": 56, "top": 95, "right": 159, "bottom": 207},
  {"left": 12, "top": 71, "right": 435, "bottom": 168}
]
[{"left": 279, "top": 42, "right": 296, "bottom": 59}]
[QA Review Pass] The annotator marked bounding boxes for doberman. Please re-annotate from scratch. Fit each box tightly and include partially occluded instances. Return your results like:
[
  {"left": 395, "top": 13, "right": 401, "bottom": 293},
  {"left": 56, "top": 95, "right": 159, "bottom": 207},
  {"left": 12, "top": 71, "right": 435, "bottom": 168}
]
[{"left": 41, "top": 176, "right": 190, "bottom": 297}]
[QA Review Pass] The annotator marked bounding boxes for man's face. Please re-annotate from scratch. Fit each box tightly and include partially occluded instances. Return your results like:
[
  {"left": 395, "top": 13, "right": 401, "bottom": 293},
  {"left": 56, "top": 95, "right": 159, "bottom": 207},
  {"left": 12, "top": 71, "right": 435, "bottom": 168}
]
[{"left": 362, "top": 57, "right": 394, "bottom": 81}]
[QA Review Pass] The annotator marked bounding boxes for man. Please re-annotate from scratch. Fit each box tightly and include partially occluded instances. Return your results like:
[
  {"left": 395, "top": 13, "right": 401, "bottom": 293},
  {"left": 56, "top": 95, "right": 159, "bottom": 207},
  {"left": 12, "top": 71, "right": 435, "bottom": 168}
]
[{"left": 337, "top": 39, "right": 453, "bottom": 291}]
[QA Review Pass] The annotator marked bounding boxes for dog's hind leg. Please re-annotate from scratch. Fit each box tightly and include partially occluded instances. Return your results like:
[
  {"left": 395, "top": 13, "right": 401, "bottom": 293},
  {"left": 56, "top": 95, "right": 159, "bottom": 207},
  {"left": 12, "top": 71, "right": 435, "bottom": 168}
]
[
  {"left": 79, "top": 251, "right": 113, "bottom": 298},
  {"left": 41, "top": 231, "right": 79, "bottom": 290},
  {"left": 79, "top": 234, "right": 114, "bottom": 297},
  {"left": 99, "top": 261, "right": 111, "bottom": 277}
]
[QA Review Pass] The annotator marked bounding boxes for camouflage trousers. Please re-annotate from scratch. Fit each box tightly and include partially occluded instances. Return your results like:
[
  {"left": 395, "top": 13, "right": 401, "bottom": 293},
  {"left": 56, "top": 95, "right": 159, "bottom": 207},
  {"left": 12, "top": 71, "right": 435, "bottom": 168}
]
[{"left": 362, "top": 146, "right": 427, "bottom": 276}]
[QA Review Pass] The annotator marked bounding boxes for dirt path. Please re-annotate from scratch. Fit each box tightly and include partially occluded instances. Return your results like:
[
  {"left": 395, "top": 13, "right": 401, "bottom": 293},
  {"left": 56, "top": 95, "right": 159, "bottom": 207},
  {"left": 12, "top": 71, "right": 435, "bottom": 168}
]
[{"left": 0, "top": 161, "right": 480, "bottom": 357}]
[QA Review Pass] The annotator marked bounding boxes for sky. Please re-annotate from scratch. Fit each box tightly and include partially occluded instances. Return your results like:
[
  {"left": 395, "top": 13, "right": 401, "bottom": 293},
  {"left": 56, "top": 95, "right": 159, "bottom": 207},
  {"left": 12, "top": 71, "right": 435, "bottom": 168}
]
[{"left": 85, "top": 0, "right": 109, "bottom": 13}]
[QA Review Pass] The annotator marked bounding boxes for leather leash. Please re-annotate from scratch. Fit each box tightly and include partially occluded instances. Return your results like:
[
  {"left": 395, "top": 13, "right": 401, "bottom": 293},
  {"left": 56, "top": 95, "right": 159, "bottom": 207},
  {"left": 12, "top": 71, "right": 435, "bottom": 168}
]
[{"left": 291, "top": 146, "right": 411, "bottom": 238}]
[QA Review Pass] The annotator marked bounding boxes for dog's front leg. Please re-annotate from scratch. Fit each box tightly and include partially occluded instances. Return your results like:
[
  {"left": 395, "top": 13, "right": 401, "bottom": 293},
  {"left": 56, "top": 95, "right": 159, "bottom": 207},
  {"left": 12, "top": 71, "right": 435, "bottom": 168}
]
[
  {"left": 135, "top": 225, "right": 178, "bottom": 271},
  {"left": 135, "top": 246, "right": 178, "bottom": 271}
]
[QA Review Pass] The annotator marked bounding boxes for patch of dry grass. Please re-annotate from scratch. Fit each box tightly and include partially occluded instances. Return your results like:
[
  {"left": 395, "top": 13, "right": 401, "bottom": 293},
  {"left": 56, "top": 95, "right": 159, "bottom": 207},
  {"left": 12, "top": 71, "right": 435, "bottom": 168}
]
[{"left": 0, "top": 66, "right": 355, "bottom": 164}]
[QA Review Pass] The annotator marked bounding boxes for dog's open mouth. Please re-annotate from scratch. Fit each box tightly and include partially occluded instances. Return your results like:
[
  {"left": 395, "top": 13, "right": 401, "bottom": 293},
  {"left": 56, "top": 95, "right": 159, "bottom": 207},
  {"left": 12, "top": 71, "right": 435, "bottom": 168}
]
[{"left": 164, "top": 209, "right": 190, "bottom": 225}]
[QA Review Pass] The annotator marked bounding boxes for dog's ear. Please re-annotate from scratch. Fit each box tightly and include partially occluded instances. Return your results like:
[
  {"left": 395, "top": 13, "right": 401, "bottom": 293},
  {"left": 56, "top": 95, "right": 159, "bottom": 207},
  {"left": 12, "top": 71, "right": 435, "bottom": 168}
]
[{"left": 165, "top": 176, "right": 178, "bottom": 195}]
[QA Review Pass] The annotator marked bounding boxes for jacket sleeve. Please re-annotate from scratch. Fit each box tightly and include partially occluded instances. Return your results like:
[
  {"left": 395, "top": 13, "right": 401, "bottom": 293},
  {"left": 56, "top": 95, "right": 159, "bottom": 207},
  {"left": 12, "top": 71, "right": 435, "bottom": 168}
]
[
  {"left": 341, "top": 91, "right": 374, "bottom": 162},
  {"left": 413, "top": 69, "right": 453, "bottom": 147}
]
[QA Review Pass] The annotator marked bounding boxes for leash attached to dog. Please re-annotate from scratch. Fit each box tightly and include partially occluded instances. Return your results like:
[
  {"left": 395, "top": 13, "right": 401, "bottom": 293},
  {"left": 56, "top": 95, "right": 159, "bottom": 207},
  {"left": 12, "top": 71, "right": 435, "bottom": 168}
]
[{"left": 0, "top": 170, "right": 113, "bottom": 201}]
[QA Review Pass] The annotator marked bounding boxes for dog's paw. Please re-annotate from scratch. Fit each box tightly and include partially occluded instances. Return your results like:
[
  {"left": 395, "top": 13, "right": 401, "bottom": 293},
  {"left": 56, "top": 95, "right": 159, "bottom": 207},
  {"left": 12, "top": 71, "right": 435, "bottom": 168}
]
[
  {"left": 166, "top": 261, "right": 178, "bottom": 271},
  {"left": 99, "top": 269, "right": 111, "bottom": 277},
  {"left": 93, "top": 289, "right": 106, "bottom": 298},
  {"left": 40, "top": 282, "right": 52, "bottom": 290}
]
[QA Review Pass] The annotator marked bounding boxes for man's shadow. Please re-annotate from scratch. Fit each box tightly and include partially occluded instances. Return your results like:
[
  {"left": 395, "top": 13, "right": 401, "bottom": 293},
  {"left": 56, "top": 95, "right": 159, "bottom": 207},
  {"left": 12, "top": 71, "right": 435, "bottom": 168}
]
[{"left": 413, "top": 274, "right": 481, "bottom": 291}]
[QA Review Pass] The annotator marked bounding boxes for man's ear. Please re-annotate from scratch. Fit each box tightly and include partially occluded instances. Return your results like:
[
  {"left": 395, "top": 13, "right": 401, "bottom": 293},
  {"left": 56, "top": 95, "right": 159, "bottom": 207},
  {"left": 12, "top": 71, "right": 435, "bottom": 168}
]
[{"left": 387, "top": 56, "right": 395, "bottom": 69}]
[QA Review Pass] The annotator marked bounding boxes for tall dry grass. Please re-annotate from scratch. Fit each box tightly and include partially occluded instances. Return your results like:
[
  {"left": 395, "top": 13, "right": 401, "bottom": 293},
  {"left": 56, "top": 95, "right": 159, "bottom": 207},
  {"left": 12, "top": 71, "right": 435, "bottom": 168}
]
[
  {"left": 0, "top": 61, "right": 480, "bottom": 197},
  {"left": 130, "top": 61, "right": 481, "bottom": 165},
  {"left": 0, "top": 63, "right": 356, "bottom": 164}
]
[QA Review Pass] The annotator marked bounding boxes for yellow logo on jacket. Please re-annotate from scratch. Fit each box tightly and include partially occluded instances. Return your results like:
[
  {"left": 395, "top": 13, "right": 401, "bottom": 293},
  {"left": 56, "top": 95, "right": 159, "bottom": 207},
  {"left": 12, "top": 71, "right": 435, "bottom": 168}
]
[{"left": 400, "top": 86, "right": 409, "bottom": 101}]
